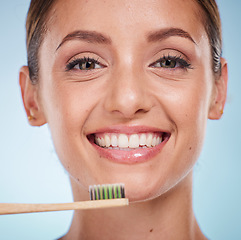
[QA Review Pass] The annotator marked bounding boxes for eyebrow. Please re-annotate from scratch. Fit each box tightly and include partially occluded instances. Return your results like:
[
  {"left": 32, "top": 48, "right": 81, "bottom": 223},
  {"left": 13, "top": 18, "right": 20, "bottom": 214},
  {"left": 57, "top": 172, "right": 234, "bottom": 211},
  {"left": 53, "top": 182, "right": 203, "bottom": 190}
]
[
  {"left": 147, "top": 28, "right": 196, "bottom": 44},
  {"left": 56, "top": 27, "right": 195, "bottom": 51},
  {"left": 56, "top": 30, "right": 112, "bottom": 50}
]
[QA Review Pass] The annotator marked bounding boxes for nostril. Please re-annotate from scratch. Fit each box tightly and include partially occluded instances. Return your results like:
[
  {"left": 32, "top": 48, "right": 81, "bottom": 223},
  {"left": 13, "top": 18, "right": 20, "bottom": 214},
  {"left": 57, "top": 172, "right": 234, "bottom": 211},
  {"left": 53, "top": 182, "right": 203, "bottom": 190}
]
[
  {"left": 105, "top": 102, "right": 152, "bottom": 120},
  {"left": 135, "top": 108, "right": 149, "bottom": 114}
]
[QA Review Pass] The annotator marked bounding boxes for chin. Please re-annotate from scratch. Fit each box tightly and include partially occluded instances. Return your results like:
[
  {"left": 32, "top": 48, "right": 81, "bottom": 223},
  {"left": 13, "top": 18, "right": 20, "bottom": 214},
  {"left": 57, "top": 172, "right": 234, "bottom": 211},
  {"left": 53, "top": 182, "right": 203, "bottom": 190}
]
[
  {"left": 114, "top": 174, "right": 171, "bottom": 203},
  {"left": 111, "top": 168, "right": 192, "bottom": 203}
]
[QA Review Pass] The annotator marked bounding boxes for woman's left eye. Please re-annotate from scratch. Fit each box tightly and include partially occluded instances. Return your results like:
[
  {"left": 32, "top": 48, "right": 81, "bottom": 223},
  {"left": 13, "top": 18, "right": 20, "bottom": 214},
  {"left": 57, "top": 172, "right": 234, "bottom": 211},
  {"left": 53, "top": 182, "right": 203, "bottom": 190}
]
[
  {"left": 66, "top": 57, "right": 104, "bottom": 71},
  {"left": 150, "top": 56, "right": 191, "bottom": 69},
  {"left": 154, "top": 59, "right": 177, "bottom": 68}
]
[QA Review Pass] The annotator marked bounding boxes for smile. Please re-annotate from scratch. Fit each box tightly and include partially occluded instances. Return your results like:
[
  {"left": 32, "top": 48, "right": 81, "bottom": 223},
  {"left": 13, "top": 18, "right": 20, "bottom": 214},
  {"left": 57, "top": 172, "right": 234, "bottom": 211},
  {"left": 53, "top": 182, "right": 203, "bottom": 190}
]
[
  {"left": 94, "top": 132, "right": 163, "bottom": 150},
  {"left": 88, "top": 128, "right": 170, "bottom": 164}
]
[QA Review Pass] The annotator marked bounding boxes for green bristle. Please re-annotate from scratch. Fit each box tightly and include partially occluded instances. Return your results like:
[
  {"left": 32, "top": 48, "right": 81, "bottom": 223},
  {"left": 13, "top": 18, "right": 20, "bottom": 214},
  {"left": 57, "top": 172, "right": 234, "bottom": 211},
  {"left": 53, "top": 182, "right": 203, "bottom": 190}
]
[
  {"left": 117, "top": 185, "right": 121, "bottom": 198},
  {"left": 104, "top": 185, "right": 108, "bottom": 199},
  {"left": 99, "top": 185, "right": 103, "bottom": 200},
  {"left": 89, "top": 183, "right": 125, "bottom": 200},
  {"left": 95, "top": 186, "right": 98, "bottom": 200},
  {"left": 114, "top": 185, "right": 117, "bottom": 199},
  {"left": 108, "top": 185, "right": 112, "bottom": 199}
]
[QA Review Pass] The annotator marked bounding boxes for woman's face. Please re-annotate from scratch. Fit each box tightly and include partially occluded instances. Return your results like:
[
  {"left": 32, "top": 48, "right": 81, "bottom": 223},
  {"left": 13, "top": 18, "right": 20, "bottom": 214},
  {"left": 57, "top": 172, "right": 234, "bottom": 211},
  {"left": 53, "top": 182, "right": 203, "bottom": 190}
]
[{"left": 33, "top": 0, "right": 219, "bottom": 201}]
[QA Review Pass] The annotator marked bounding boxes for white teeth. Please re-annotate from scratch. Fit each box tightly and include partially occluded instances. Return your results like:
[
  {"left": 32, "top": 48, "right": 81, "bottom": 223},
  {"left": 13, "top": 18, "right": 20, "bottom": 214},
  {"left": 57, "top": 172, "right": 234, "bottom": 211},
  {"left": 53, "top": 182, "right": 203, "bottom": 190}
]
[
  {"left": 146, "top": 133, "right": 153, "bottom": 147},
  {"left": 157, "top": 136, "right": 162, "bottom": 144},
  {"left": 99, "top": 137, "right": 105, "bottom": 147},
  {"left": 111, "top": 134, "right": 118, "bottom": 147},
  {"left": 94, "top": 133, "right": 164, "bottom": 149},
  {"left": 96, "top": 137, "right": 101, "bottom": 146},
  {"left": 118, "top": 134, "right": 129, "bottom": 148},
  {"left": 129, "top": 134, "right": 139, "bottom": 148},
  {"left": 151, "top": 136, "right": 157, "bottom": 147},
  {"left": 104, "top": 135, "right": 111, "bottom": 147},
  {"left": 139, "top": 134, "right": 146, "bottom": 146}
]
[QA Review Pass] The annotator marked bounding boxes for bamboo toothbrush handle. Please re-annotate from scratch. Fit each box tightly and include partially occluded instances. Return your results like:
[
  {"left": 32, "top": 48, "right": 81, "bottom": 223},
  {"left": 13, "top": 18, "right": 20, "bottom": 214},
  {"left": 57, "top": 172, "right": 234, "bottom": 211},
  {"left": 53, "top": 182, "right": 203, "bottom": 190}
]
[{"left": 0, "top": 199, "right": 129, "bottom": 215}]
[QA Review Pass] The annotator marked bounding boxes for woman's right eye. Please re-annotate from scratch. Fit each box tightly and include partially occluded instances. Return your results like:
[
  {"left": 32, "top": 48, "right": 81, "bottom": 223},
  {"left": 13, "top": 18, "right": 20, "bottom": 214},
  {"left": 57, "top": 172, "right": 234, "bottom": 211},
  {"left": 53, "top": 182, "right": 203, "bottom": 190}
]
[{"left": 66, "top": 57, "right": 104, "bottom": 71}]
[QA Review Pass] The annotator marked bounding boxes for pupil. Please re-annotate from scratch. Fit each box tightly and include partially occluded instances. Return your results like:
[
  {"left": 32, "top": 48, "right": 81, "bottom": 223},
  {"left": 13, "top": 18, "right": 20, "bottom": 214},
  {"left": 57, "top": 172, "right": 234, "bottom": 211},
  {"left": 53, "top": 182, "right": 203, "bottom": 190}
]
[
  {"left": 79, "top": 61, "right": 94, "bottom": 70},
  {"left": 164, "top": 59, "right": 176, "bottom": 68},
  {"left": 86, "top": 62, "right": 92, "bottom": 69}
]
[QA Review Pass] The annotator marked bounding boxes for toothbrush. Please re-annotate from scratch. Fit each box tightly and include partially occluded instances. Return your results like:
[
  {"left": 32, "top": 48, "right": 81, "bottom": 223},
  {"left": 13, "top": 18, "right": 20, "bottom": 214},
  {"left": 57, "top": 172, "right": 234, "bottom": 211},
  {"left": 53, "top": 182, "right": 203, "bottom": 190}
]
[{"left": 0, "top": 183, "right": 128, "bottom": 215}]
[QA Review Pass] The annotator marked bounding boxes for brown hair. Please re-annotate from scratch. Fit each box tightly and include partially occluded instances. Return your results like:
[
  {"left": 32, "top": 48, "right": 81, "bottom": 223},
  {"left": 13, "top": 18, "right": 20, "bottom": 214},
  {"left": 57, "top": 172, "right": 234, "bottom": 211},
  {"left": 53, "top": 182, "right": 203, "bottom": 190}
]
[
  {"left": 25, "top": 0, "right": 222, "bottom": 83},
  {"left": 26, "top": 0, "right": 56, "bottom": 84},
  {"left": 195, "top": 0, "right": 222, "bottom": 75}
]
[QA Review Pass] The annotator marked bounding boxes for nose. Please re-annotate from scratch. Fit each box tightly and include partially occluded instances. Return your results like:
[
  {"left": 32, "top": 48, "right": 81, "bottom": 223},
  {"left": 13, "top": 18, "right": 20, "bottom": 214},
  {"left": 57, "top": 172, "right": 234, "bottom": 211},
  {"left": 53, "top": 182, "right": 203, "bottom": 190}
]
[{"left": 104, "top": 64, "right": 153, "bottom": 119}]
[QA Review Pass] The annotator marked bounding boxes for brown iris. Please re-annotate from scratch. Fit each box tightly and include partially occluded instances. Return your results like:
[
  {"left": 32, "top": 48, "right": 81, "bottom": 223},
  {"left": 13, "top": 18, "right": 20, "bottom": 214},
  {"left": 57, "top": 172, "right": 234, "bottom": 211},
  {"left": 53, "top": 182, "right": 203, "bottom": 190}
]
[
  {"left": 159, "top": 59, "right": 176, "bottom": 68},
  {"left": 79, "top": 61, "right": 96, "bottom": 70}
]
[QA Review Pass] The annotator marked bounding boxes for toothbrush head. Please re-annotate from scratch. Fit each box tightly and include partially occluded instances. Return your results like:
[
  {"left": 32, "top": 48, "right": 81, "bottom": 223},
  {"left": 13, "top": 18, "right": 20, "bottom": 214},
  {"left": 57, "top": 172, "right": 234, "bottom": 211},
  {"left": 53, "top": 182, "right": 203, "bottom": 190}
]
[{"left": 89, "top": 183, "right": 125, "bottom": 200}]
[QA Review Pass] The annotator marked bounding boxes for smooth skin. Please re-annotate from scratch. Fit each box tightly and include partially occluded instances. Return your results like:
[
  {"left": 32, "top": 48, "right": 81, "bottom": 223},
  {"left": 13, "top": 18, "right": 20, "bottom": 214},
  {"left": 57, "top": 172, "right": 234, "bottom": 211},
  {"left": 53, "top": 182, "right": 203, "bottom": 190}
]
[{"left": 20, "top": 0, "right": 228, "bottom": 239}]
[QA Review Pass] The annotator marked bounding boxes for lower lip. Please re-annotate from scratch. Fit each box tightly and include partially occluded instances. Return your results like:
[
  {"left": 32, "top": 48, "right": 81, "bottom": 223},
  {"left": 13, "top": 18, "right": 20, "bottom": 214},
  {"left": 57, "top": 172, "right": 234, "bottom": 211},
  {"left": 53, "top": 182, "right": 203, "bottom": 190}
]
[{"left": 89, "top": 135, "right": 169, "bottom": 164}]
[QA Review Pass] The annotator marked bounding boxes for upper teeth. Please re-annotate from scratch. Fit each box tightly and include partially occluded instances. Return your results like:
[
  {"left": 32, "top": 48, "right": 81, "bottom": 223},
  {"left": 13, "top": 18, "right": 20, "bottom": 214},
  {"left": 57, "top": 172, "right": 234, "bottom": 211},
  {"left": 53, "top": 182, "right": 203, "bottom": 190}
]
[{"left": 95, "top": 133, "right": 163, "bottom": 149}]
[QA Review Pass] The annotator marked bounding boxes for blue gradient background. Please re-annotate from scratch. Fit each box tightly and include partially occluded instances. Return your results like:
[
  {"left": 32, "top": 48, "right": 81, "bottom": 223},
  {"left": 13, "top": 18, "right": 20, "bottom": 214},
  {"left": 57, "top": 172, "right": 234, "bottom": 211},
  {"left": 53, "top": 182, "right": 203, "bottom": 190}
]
[{"left": 0, "top": 1, "right": 240, "bottom": 239}]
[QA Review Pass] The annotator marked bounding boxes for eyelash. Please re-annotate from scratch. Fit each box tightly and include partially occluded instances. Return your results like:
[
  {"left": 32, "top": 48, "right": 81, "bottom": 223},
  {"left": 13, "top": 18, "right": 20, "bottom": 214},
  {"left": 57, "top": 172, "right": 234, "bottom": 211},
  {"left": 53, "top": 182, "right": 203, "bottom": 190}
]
[
  {"left": 65, "top": 54, "right": 192, "bottom": 72},
  {"left": 66, "top": 57, "right": 102, "bottom": 71},
  {"left": 150, "top": 54, "right": 192, "bottom": 70}
]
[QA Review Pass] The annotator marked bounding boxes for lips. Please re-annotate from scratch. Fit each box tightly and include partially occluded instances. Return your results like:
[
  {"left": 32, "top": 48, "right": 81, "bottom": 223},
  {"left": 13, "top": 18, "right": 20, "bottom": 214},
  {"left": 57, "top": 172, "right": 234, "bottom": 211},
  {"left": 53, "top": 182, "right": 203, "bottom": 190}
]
[{"left": 87, "top": 127, "right": 170, "bottom": 164}]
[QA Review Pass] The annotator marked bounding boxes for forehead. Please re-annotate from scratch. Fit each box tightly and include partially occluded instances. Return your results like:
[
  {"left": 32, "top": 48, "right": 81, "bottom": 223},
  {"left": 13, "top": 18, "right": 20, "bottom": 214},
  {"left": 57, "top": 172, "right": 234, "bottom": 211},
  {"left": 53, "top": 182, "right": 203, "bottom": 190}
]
[{"left": 47, "top": 0, "right": 206, "bottom": 45}]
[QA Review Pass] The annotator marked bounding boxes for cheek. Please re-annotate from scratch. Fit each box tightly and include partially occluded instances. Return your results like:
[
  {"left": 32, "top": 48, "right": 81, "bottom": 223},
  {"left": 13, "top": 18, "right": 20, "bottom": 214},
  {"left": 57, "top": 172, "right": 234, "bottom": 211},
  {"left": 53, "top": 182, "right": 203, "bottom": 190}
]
[
  {"left": 43, "top": 80, "right": 100, "bottom": 127},
  {"left": 166, "top": 81, "right": 211, "bottom": 128},
  {"left": 39, "top": 80, "right": 100, "bottom": 164},
  {"left": 161, "top": 78, "right": 212, "bottom": 158}
]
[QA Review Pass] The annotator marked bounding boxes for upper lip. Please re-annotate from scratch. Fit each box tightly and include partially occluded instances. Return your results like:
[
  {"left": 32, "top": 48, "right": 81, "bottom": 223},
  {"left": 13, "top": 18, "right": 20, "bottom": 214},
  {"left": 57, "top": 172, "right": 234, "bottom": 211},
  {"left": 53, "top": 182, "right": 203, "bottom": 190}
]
[
  {"left": 87, "top": 125, "right": 168, "bottom": 135},
  {"left": 86, "top": 125, "right": 170, "bottom": 136}
]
